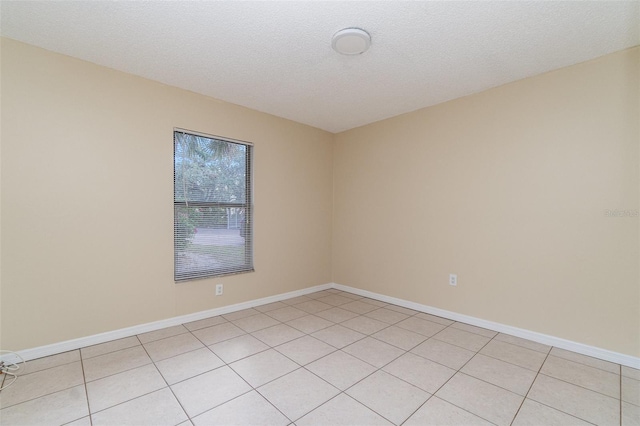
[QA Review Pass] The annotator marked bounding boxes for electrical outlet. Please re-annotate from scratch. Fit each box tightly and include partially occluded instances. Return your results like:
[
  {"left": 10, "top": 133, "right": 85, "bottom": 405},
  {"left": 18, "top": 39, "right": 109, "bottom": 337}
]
[
  {"left": 215, "top": 284, "right": 224, "bottom": 296},
  {"left": 449, "top": 274, "right": 457, "bottom": 286}
]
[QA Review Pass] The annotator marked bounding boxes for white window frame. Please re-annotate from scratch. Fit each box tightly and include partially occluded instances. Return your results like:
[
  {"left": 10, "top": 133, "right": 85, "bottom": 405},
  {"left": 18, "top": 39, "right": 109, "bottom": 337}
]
[{"left": 173, "top": 128, "right": 254, "bottom": 281}]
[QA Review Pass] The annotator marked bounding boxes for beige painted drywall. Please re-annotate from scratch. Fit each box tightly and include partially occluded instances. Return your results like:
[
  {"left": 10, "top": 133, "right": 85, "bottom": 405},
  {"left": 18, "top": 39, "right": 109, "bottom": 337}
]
[
  {"left": 333, "top": 47, "right": 640, "bottom": 357},
  {"left": 1, "top": 37, "right": 638, "bottom": 359},
  {"left": 0, "top": 38, "right": 333, "bottom": 351}
]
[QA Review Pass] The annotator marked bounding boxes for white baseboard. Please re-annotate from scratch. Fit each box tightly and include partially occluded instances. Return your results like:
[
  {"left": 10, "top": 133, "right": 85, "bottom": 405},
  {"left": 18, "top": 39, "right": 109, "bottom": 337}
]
[
  {"left": 331, "top": 282, "right": 640, "bottom": 369},
  {"left": 4, "top": 281, "right": 638, "bottom": 370},
  {"left": 1, "top": 283, "right": 332, "bottom": 364}
]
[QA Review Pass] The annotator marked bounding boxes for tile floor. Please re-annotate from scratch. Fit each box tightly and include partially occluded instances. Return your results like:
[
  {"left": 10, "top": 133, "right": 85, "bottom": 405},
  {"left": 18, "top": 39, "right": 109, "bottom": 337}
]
[{"left": 0, "top": 288, "right": 638, "bottom": 426}]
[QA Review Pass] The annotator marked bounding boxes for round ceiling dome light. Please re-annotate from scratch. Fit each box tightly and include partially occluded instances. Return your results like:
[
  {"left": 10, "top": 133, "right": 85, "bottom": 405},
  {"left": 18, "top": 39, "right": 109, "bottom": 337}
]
[{"left": 331, "top": 28, "right": 371, "bottom": 55}]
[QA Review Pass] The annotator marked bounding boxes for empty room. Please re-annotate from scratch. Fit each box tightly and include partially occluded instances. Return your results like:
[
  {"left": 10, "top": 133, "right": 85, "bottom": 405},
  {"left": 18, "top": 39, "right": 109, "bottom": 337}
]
[{"left": 0, "top": 1, "right": 638, "bottom": 425}]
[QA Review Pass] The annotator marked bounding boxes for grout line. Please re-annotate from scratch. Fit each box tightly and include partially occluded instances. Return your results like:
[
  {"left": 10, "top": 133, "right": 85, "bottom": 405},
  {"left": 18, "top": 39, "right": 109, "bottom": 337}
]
[
  {"left": 535, "top": 369, "right": 621, "bottom": 400},
  {"left": 137, "top": 328, "right": 191, "bottom": 345},
  {"left": 253, "top": 372, "right": 309, "bottom": 424},
  {"left": 245, "top": 308, "right": 398, "bottom": 424},
  {"left": 509, "top": 349, "right": 612, "bottom": 426},
  {"left": 87, "top": 387, "right": 171, "bottom": 417},
  {"left": 85, "top": 335, "right": 181, "bottom": 418},
  {"left": 288, "top": 391, "right": 346, "bottom": 423},
  {"left": 189, "top": 311, "right": 302, "bottom": 424},
  {"left": 399, "top": 395, "right": 499, "bottom": 426},
  {"left": 78, "top": 350, "right": 93, "bottom": 426},
  {"left": 493, "top": 334, "right": 552, "bottom": 355},
  {"left": 183, "top": 317, "right": 230, "bottom": 333},
  {"left": 548, "top": 348, "right": 621, "bottom": 375},
  {"left": 520, "top": 399, "right": 600, "bottom": 426},
  {"left": 508, "top": 344, "right": 550, "bottom": 425},
  {"left": 136, "top": 337, "right": 191, "bottom": 423},
  {"left": 294, "top": 319, "right": 431, "bottom": 424},
  {"left": 80, "top": 339, "right": 141, "bottom": 361},
  {"left": 82, "top": 346, "right": 157, "bottom": 382},
  {"left": 9, "top": 350, "right": 81, "bottom": 377},
  {"left": 403, "top": 331, "right": 500, "bottom": 426},
  {"left": 472, "top": 340, "right": 546, "bottom": 372},
  {"left": 0, "top": 367, "right": 86, "bottom": 411}
]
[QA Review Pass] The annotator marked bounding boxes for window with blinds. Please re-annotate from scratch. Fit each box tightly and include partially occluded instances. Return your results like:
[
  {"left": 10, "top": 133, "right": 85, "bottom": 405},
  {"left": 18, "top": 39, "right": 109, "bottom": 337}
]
[{"left": 174, "top": 129, "right": 253, "bottom": 281}]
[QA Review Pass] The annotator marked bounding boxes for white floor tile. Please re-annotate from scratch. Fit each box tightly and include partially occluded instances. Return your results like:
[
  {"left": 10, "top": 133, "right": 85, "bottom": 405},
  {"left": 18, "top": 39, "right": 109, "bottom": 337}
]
[
  {"left": 19, "top": 350, "right": 80, "bottom": 375},
  {"left": 411, "top": 338, "right": 475, "bottom": 370},
  {"left": 494, "top": 333, "right": 551, "bottom": 354},
  {"left": 306, "top": 350, "right": 376, "bottom": 390},
  {"left": 372, "top": 326, "right": 427, "bottom": 351},
  {"left": 461, "top": 353, "right": 537, "bottom": 396},
  {"left": 623, "top": 401, "right": 640, "bottom": 426},
  {"left": 255, "top": 301, "right": 289, "bottom": 313},
  {"left": 286, "top": 315, "right": 333, "bottom": 334},
  {"left": 528, "top": 373, "right": 619, "bottom": 426},
  {"left": 231, "top": 313, "right": 280, "bottom": 332},
  {"left": 265, "top": 306, "right": 307, "bottom": 322},
  {"left": 0, "top": 385, "right": 88, "bottom": 426},
  {"left": 191, "top": 322, "right": 245, "bottom": 345},
  {"left": 191, "top": 391, "right": 289, "bottom": 426},
  {"left": 512, "top": 399, "right": 592, "bottom": 426},
  {"left": 311, "top": 324, "right": 365, "bottom": 349},
  {"left": 623, "top": 366, "right": 640, "bottom": 381},
  {"left": 623, "top": 376, "right": 640, "bottom": 406},
  {"left": 404, "top": 396, "right": 493, "bottom": 426},
  {"left": 365, "top": 308, "right": 410, "bottom": 324},
  {"left": 86, "top": 364, "right": 166, "bottom": 413},
  {"left": 91, "top": 388, "right": 187, "bottom": 426},
  {"left": 396, "top": 317, "right": 446, "bottom": 338},
  {"left": 313, "top": 307, "right": 360, "bottom": 322},
  {"left": 258, "top": 368, "right": 339, "bottom": 421},
  {"left": 251, "top": 324, "right": 304, "bottom": 347},
  {"left": 275, "top": 335, "right": 336, "bottom": 365},
  {"left": 83, "top": 346, "right": 151, "bottom": 382},
  {"left": 155, "top": 347, "right": 224, "bottom": 385},
  {"left": 208, "top": 334, "right": 269, "bottom": 363},
  {"left": 143, "top": 332, "right": 204, "bottom": 362},
  {"left": 541, "top": 355, "right": 620, "bottom": 398},
  {"left": 435, "top": 373, "right": 523, "bottom": 426},
  {"left": 230, "top": 349, "right": 299, "bottom": 387},
  {"left": 479, "top": 339, "right": 547, "bottom": 371},
  {"left": 290, "top": 300, "right": 332, "bottom": 314},
  {"left": 343, "top": 337, "right": 404, "bottom": 368},
  {"left": 383, "top": 352, "right": 456, "bottom": 394},
  {"left": 297, "top": 393, "right": 392, "bottom": 426},
  {"left": 347, "top": 370, "right": 430, "bottom": 425},
  {"left": 183, "top": 315, "right": 227, "bottom": 331},
  {"left": 222, "top": 308, "right": 261, "bottom": 321},
  {"left": 550, "top": 347, "right": 619, "bottom": 374},
  {"left": 341, "top": 316, "right": 389, "bottom": 335},
  {"left": 138, "top": 325, "right": 189, "bottom": 344},
  {"left": 81, "top": 337, "right": 140, "bottom": 360},
  {"left": 171, "top": 366, "right": 251, "bottom": 417},
  {"left": 0, "top": 361, "right": 84, "bottom": 409},
  {"left": 65, "top": 416, "right": 92, "bottom": 426},
  {"left": 432, "top": 327, "right": 490, "bottom": 352},
  {"left": 450, "top": 322, "right": 497, "bottom": 338}
]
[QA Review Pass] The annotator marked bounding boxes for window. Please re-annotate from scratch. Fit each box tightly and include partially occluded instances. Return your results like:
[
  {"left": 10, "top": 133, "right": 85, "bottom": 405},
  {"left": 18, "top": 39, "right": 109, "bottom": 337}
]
[{"left": 174, "top": 129, "right": 253, "bottom": 281}]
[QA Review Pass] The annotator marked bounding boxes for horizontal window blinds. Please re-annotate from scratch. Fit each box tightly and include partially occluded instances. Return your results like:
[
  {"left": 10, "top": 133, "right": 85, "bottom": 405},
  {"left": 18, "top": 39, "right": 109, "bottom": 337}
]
[{"left": 174, "top": 130, "right": 253, "bottom": 281}]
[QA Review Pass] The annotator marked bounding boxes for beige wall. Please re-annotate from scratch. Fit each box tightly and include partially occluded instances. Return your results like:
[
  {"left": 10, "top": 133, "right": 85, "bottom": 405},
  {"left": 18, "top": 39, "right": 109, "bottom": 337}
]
[
  {"left": 1, "top": 37, "right": 638, "bottom": 358},
  {"left": 333, "top": 47, "right": 640, "bottom": 357},
  {"left": 0, "top": 38, "right": 334, "bottom": 351}
]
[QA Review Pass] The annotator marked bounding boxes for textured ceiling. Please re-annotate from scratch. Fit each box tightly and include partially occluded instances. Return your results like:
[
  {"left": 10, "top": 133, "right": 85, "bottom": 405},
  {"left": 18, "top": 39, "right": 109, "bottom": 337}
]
[{"left": 1, "top": 1, "right": 638, "bottom": 133}]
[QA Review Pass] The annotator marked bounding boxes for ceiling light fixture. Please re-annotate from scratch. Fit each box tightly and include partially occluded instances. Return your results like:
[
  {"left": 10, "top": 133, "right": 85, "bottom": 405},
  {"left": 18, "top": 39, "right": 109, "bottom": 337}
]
[{"left": 331, "top": 28, "right": 371, "bottom": 55}]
